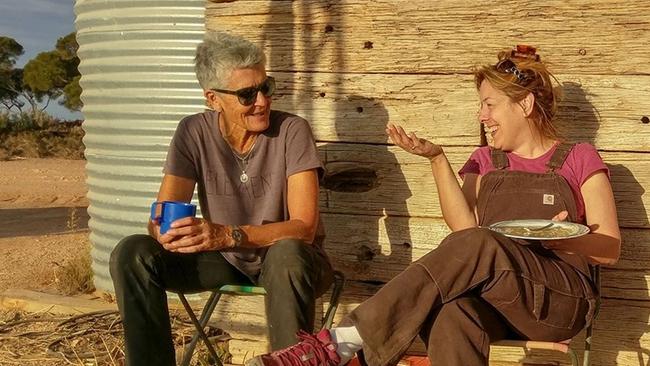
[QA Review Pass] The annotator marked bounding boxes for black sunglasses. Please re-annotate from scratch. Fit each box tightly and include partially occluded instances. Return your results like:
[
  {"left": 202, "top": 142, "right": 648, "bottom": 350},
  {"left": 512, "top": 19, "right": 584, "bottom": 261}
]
[
  {"left": 495, "top": 59, "right": 530, "bottom": 83},
  {"left": 211, "top": 77, "right": 276, "bottom": 106}
]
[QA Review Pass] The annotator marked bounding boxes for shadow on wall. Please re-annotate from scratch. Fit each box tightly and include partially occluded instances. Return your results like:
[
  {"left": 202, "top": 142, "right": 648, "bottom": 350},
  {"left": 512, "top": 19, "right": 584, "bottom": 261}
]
[
  {"left": 320, "top": 95, "right": 413, "bottom": 283},
  {"left": 559, "top": 81, "right": 650, "bottom": 365},
  {"left": 256, "top": 4, "right": 649, "bottom": 361},
  {"left": 259, "top": 1, "right": 415, "bottom": 307},
  {"left": 556, "top": 81, "right": 601, "bottom": 144},
  {"left": 605, "top": 161, "right": 650, "bottom": 366}
]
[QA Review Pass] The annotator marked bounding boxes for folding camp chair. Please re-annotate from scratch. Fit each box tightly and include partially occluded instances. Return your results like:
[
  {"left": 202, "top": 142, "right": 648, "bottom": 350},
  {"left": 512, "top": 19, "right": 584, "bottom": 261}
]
[
  {"left": 176, "top": 270, "right": 346, "bottom": 366},
  {"left": 491, "top": 265, "right": 601, "bottom": 366}
]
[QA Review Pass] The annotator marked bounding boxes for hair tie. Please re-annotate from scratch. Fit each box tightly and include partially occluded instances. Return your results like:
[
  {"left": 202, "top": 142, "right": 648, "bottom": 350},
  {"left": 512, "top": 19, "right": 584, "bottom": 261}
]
[{"left": 510, "top": 45, "right": 540, "bottom": 62}]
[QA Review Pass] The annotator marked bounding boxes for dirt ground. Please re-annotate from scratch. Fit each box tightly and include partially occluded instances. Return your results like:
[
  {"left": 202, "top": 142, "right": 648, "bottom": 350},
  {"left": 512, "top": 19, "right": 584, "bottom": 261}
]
[
  {"left": 0, "top": 158, "right": 90, "bottom": 294},
  {"left": 0, "top": 159, "right": 231, "bottom": 365}
]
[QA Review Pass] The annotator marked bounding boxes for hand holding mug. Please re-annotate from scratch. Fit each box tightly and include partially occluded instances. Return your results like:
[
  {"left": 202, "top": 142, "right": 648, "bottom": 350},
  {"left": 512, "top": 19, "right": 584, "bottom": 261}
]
[
  {"left": 150, "top": 201, "right": 197, "bottom": 243},
  {"left": 161, "top": 218, "right": 234, "bottom": 253}
]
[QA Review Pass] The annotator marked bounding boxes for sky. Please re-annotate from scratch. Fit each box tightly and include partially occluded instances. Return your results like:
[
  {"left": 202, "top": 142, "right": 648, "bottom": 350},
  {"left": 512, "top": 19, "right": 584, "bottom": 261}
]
[{"left": 1, "top": 0, "right": 82, "bottom": 120}]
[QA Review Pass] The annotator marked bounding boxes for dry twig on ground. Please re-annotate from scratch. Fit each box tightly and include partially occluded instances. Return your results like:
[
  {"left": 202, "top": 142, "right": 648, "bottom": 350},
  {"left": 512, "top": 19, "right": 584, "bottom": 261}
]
[{"left": 0, "top": 308, "right": 231, "bottom": 366}]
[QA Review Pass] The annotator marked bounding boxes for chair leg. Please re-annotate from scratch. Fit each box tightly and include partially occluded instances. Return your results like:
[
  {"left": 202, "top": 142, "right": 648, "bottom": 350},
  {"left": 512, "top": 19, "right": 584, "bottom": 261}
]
[
  {"left": 568, "top": 348, "right": 579, "bottom": 366},
  {"left": 321, "top": 270, "right": 345, "bottom": 330},
  {"left": 583, "top": 265, "right": 600, "bottom": 366},
  {"left": 583, "top": 325, "right": 593, "bottom": 366},
  {"left": 179, "top": 292, "right": 224, "bottom": 366}
]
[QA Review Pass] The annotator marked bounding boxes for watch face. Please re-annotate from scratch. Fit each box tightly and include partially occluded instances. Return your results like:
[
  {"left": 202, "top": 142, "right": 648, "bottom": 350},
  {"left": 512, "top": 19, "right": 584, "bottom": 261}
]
[{"left": 232, "top": 227, "right": 243, "bottom": 245}]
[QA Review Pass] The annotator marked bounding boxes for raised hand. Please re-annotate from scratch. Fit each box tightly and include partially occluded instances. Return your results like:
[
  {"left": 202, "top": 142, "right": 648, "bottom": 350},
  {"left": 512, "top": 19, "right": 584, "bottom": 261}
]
[{"left": 386, "top": 123, "right": 443, "bottom": 161}]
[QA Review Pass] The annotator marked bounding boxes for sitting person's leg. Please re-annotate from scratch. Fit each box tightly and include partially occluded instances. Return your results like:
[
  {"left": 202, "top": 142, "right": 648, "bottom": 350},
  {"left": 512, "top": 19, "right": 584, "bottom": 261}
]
[
  {"left": 110, "top": 234, "right": 252, "bottom": 366},
  {"left": 247, "top": 227, "right": 594, "bottom": 366},
  {"left": 350, "top": 228, "right": 594, "bottom": 365},
  {"left": 420, "top": 296, "right": 510, "bottom": 366},
  {"left": 258, "top": 238, "right": 333, "bottom": 349},
  {"left": 346, "top": 227, "right": 522, "bottom": 365},
  {"left": 479, "top": 248, "right": 596, "bottom": 343}
]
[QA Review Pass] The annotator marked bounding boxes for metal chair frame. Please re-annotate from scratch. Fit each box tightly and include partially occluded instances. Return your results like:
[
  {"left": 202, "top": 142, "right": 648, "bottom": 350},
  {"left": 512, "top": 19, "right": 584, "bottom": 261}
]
[
  {"left": 491, "top": 265, "right": 601, "bottom": 366},
  {"left": 176, "top": 270, "right": 345, "bottom": 366}
]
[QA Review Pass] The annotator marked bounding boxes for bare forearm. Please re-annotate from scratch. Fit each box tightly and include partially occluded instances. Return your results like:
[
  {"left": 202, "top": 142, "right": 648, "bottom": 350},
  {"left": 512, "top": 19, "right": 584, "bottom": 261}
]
[
  {"left": 546, "top": 233, "right": 621, "bottom": 265},
  {"left": 238, "top": 219, "right": 316, "bottom": 248},
  {"left": 430, "top": 154, "right": 477, "bottom": 231}
]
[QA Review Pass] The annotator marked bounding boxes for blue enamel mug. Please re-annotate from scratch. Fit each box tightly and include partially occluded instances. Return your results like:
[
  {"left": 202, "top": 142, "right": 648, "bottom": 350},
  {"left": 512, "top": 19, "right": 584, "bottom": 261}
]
[{"left": 150, "top": 201, "right": 197, "bottom": 234}]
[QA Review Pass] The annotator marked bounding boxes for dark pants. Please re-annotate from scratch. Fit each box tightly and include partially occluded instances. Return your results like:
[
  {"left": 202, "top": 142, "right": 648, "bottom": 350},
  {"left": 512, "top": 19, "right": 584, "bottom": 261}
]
[
  {"left": 109, "top": 234, "right": 333, "bottom": 366},
  {"left": 348, "top": 228, "right": 597, "bottom": 366}
]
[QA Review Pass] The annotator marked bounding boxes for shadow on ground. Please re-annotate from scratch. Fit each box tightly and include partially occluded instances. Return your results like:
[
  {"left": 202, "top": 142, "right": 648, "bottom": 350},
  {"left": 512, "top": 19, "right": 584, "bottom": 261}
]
[{"left": 0, "top": 206, "right": 89, "bottom": 238}]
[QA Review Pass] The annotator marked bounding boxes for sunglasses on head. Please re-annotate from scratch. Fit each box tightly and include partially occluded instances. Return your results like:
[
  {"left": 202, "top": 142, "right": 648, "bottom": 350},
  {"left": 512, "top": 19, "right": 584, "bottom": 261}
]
[
  {"left": 211, "top": 76, "right": 276, "bottom": 106},
  {"left": 495, "top": 59, "right": 530, "bottom": 83}
]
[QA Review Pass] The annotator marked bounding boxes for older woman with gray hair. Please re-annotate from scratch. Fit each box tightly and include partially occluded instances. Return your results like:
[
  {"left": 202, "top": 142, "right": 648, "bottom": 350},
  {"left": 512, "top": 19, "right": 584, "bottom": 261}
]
[{"left": 110, "top": 31, "right": 333, "bottom": 366}]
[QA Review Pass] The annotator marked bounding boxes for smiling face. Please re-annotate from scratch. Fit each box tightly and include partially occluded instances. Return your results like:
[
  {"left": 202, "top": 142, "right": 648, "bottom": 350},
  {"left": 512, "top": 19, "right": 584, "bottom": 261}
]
[
  {"left": 478, "top": 80, "right": 534, "bottom": 151},
  {"left": 206, "top": 64, "right": 272, "bottom": 133}
]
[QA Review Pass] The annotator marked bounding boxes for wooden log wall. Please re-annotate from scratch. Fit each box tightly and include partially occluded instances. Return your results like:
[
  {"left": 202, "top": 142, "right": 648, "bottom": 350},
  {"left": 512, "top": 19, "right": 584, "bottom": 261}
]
[{"left": 205, "top": 1, "right": 650, "bottom": 365}]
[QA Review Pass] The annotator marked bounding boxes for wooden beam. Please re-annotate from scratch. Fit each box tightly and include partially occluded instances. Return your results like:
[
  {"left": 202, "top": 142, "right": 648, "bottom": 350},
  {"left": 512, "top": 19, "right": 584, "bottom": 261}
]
[
  {"left": 318, "top": 144, "right": 650, "bottom": 228},
  {"left": 269, "top": 72, "right": 650, "bottom": 152},
  {"left": 206, "top": 0, "right": 650, "bottom": 75}
]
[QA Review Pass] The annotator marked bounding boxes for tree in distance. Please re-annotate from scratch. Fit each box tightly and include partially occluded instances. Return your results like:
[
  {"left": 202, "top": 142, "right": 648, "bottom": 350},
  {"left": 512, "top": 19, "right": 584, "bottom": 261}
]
[
  {"left": 23, "top": 32, "right": 82, "bottom": 112},
  {"left": 0, "top": 32, "right": 82, "bottom": 119}
]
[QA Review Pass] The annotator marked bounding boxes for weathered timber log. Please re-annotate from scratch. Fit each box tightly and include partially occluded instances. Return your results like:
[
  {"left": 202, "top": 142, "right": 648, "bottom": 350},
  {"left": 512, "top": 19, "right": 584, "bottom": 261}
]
[
  {"left": 269, "top": 72, "right": 650, "bottom": 151},
  {"left": 206, "top": 0, "right": 650, "bottom": 75},
  {"left": 204, "top": 2, "right": 650, "bottom": 364},
  {"left": 318, "top": 144, "right": 650, "bottom": 228}
]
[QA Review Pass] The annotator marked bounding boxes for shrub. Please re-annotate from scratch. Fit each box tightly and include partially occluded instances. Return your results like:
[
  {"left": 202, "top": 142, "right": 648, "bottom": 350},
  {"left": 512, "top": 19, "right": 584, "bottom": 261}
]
[
  {"left": 0, "top": 110, "right": 85, "bottom": 160},
  {"left": 53, "top": 248, "right": 95, "bottom": 296}
]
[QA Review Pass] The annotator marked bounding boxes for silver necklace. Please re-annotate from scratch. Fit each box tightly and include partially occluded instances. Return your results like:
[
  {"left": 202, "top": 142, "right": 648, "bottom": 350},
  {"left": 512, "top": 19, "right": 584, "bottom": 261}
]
[{"left": 230, "top": 140, "right": 256, "bottom": 183}]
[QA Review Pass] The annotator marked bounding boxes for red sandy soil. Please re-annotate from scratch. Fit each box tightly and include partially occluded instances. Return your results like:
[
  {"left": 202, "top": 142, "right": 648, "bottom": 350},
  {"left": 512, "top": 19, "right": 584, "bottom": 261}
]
[{"left": 0, "top": 158, "right": 90, "bottom": 293}]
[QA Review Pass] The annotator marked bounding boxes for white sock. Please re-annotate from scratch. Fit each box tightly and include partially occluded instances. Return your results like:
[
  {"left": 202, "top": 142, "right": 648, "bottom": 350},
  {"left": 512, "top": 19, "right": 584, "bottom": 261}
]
[{"left": 330, "top": 326, "right": 363, "bottom": 366}]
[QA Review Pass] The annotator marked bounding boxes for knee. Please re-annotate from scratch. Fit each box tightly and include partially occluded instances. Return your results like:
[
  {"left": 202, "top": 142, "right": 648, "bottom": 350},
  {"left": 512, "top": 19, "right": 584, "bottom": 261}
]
[
  {"left": 262, "top": 239, "right": 315, "bottom": 282},
  {"left": 439, "top": 227, "right": 504, "bottom": 253},
  {"left": 109, "top": 234, "right": 159, "bottom": 277},
  {"left": 416, "top": 228, "right": 506, "bottom": 269},
  {"left": 265, "top": 239, "right": 312, "bottom": 269}
]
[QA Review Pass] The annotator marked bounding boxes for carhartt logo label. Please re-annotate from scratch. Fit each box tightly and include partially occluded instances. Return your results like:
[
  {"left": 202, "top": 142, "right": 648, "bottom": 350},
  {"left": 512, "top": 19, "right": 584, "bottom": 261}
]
[{"left": 543, "top": 194, "right": 555, "bottom": 205}]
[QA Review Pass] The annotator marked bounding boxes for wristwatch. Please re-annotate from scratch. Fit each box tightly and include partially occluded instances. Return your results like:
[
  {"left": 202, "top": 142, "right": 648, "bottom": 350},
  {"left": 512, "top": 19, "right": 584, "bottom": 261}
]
[{"left": 229, "top": 225, "right": 244, "bottom": 248}]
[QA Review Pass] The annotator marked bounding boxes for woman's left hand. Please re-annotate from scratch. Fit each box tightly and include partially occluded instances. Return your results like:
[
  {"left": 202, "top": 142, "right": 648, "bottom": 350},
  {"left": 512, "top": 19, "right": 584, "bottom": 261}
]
[
  {"left": 550, "top": 210, "right": 569, "bottom": 222},
  {"left": 386, "top": 124, "right": 443, "bottom": 161},
  {"left": 542, "top": 210, "right": 570, "bottom": 249},
  {"left": 161, "top": 217, "right": 233, "bottom": 253}
]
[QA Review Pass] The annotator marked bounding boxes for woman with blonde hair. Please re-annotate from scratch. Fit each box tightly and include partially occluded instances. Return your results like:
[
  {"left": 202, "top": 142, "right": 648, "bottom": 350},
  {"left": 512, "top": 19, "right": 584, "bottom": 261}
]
[{"left": 248, "top": 45, "right": 620, "bottom": 366}]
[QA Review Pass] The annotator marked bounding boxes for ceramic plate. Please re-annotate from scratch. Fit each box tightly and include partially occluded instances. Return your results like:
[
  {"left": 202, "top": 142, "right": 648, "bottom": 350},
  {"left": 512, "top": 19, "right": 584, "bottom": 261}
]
[{"left": 488, "top": 219, "right": 590, "bottom": 240}]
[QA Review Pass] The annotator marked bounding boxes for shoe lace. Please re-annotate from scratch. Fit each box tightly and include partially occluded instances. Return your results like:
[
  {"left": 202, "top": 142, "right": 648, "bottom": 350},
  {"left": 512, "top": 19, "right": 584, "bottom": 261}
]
[{"left": 271, "top": 330, "right": 337, "bottom": 366}]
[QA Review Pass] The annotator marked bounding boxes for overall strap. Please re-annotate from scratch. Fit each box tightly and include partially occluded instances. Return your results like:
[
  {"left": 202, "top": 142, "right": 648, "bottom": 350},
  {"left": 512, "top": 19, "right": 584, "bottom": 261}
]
[
  {"left": 490, "top": 148, "right": 509, "bottom": 170},
  {"left": 546, "top": 143, "right": 575, "bottom": 172}
]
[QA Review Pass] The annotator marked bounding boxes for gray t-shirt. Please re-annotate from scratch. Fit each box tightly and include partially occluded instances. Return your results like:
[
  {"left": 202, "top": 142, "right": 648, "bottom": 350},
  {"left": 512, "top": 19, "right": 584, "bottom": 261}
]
[{"left": 163, "top": 109, "right": 325, "bottom": 279}]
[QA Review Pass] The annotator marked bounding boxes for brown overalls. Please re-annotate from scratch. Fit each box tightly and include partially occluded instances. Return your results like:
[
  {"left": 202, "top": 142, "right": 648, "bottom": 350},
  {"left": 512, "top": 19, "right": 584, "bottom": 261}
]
[{"left": 347, "top": 143, "right": 598, "bottom": 366}]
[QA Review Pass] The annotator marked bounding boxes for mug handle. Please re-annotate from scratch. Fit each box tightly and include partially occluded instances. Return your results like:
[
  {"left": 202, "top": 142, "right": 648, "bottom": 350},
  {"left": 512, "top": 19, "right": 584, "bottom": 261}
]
[{"left": 150, "top": 201, "right": 163, "bottom": 221}]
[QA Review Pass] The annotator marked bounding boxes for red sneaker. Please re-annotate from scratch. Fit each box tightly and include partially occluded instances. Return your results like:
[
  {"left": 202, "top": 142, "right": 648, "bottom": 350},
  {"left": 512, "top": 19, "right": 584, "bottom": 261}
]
[{"left": 245, "top": 329, "right": 341, "bottom": 366}]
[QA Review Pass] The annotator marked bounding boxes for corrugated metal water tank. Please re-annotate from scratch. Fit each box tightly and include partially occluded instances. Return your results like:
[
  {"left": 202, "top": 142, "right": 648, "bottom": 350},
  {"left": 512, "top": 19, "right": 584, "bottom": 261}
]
[{"left": 74, "top": 0, "right": 205, "bottom": 291}]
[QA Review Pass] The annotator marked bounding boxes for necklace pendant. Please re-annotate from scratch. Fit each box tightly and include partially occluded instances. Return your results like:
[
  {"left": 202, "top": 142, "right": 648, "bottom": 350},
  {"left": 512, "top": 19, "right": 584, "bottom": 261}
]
[{"left": 240, "top": 172, "right": 249, "bottom": 183}]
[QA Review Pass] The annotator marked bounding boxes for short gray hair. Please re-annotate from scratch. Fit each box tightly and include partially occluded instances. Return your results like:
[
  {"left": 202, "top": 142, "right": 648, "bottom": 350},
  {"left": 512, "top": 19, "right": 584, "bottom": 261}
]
[{"left": 195, "top": 31, "right": 266, "bottom": 90}]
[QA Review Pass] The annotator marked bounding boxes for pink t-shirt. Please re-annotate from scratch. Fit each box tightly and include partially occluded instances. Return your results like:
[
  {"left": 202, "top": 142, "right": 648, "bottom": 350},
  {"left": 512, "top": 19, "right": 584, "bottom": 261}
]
[{"left": 458, "top": 143, "right": 609, "bottom": 222}]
